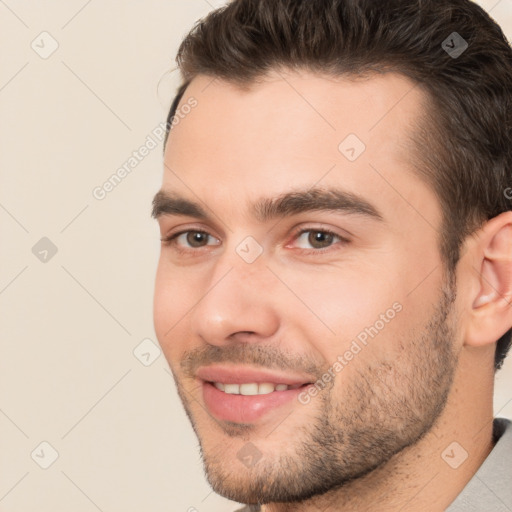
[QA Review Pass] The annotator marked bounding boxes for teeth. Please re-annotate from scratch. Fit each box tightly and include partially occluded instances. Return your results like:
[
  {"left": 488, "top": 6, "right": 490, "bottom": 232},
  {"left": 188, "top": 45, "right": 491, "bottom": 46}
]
[
  {"left": 240, "top": 383, "right": 259, "bottom": 395},
  {"left": 224, "top": 384, "right": 240, "bottom": 394},
  {"left": 257, "top": 383, "right": 275, "bottom": 395},
  {"left": 213, "top": 382, "right": 225, "bottom": 392},
  {"left": 213, "top": 382, "right": 294, "bottom": 395}
]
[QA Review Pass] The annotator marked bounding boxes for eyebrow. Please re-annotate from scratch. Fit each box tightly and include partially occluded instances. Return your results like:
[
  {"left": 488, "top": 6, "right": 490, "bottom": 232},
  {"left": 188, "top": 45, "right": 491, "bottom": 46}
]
[
  {"left": 151, "top": 187, "right": 383, "bottom": 223},
  {"left": 152, "top": 191, "right": 208, "bottom": 219}
]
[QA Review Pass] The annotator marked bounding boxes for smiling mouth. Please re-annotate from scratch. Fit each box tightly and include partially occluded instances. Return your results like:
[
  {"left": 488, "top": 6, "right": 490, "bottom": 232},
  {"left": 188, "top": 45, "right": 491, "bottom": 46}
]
[{"left": 200, "top": 375, "right": 315, "bottom": 423}]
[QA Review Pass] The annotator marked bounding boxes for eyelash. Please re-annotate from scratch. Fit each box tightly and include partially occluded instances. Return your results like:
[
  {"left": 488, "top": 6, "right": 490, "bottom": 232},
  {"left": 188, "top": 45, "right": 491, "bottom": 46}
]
[{"left": 160, "top": 227, "right": 350, "bottom": 255}]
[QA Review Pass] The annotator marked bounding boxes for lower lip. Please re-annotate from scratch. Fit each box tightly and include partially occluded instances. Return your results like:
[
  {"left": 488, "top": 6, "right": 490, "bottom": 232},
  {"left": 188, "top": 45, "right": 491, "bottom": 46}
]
[{"left": 202, "top": 381, "right": 311, "bottom": 423}]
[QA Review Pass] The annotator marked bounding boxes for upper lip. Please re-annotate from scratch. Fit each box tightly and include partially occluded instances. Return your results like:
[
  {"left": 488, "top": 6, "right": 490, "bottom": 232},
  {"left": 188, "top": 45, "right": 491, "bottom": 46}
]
[{"left": 196, "top": 364, "right": 315, "bottom": 386}]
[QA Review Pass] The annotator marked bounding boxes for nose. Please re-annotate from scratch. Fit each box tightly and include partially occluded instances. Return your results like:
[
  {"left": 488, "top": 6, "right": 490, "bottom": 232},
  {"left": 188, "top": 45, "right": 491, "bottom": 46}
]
[{"left": 190, "top": 257, "right": 281, "bottom": 346}]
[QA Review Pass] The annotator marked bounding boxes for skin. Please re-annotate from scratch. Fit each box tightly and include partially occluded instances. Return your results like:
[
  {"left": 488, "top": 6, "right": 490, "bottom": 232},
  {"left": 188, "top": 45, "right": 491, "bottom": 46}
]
[{"left": 153, "top": 70, "right": 512, "bottom": 511}]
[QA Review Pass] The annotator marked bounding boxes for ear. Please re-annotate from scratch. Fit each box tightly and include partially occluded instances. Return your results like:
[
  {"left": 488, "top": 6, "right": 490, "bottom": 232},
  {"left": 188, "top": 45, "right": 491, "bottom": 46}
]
[{"left": 465, "top": 211, "right": 512, "bottom": 347}]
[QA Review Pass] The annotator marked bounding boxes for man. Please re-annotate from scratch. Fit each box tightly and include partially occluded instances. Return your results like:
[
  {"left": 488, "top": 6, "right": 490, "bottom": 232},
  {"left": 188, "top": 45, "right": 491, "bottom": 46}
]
[{"left": 152, "top": 0, "right": 512, "bottom": 510}]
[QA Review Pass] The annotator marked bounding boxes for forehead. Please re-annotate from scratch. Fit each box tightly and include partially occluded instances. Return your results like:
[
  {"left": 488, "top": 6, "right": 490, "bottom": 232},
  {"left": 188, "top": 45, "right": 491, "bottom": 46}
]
[{"left": 162, "top": 70, "right": 439, "bottom": 229}]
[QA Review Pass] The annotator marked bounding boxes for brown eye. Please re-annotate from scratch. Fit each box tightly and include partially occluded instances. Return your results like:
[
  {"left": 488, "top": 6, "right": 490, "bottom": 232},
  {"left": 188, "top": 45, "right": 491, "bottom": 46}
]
[
  {"left": 186, "top": 231, "right": 210, "bottom": 247},
  {"left": 290, "top": 229, "right": 347, "bottom": 251},
  {"left": 307, "top": 231, "right": 335, "bottom": 249},
  {"left": 164, "top": 230, "right": 221, "bottom": 249}
]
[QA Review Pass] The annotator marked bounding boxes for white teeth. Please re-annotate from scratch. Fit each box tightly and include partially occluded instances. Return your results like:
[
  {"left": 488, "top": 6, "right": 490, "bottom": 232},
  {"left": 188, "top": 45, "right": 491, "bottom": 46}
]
[
  {"left": 212, "top": 382, "right": 295, "bottom": 395},
  {"left": 257, "top": 383, "right": 275, "bottom": 395},
  {"left": 224, "top": 384, "right": 240, "bottom": 394},
  {"left": 239, "top": 383, "right": 259, "bottom": 395}
]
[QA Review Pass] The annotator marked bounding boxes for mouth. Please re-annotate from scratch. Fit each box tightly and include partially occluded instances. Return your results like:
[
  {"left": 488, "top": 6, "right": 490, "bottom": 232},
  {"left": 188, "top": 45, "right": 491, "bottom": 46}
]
[{"left": 196, "top": 365, "right": 315, "bottom": 423}]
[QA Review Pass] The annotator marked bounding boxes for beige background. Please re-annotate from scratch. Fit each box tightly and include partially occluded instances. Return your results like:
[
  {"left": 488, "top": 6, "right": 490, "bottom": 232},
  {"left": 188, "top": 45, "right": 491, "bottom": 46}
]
[{"left": 0, "top": 1, "right": 511, "bottom": 511}]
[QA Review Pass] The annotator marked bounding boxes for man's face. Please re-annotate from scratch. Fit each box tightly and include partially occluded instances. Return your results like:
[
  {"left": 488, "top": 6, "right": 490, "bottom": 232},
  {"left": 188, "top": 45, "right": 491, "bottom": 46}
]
[{"left": 153, "top": 71, "right": 460, "bottom": 504}]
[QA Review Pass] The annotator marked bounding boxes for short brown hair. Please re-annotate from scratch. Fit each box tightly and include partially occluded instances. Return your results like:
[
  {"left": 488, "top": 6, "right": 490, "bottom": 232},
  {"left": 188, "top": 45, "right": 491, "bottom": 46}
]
[{"left": 164, "top": 0, "right": 512, "bottom": 371}]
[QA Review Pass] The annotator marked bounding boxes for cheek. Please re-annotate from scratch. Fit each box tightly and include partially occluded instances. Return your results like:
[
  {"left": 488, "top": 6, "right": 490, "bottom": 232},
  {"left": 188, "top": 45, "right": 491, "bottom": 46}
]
[
  {"left": 279, "top": 265, "right": 397, "bottom": 333},
  {"left": 279, "top": 258, "right": 430, "bottom": 362}
]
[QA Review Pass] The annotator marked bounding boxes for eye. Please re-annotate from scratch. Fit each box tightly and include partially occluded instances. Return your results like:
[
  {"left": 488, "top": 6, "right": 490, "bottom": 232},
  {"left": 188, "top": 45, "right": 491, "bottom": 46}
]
[
  {"left": 292, "top": 229, "right": 346, "bottom": 250},
  {"left": 162, "top": 230, "right": 221, "bottom": 249}
]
